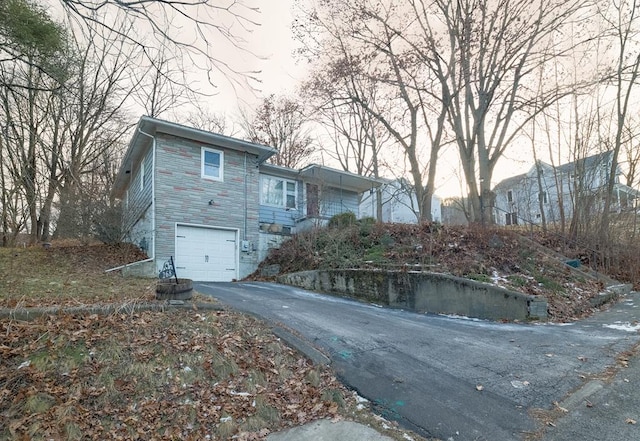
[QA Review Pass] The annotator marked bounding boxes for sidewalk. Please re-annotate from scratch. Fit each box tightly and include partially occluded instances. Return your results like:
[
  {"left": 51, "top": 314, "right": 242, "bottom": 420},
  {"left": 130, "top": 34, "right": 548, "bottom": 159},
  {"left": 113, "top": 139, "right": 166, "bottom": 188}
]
[
  {"left": 541, "top": 292, "right": 640, "bottom": 441},
  {"left": 267, "top": 419, "right": 396, "bottom": 441}
]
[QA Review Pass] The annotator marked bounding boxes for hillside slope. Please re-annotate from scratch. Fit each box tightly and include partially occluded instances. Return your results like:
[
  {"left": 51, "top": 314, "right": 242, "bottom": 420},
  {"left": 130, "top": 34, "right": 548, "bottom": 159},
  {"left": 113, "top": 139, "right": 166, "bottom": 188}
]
[{"left": 253, "top": 221, "right": 614, "bottom": 322}]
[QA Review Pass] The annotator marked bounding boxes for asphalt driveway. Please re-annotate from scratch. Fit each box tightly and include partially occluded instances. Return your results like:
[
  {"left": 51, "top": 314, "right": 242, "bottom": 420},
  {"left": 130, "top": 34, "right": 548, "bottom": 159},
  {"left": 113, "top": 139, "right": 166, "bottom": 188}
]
[{"left": 195, "top": 282, "right": 640, "bottom": 441}]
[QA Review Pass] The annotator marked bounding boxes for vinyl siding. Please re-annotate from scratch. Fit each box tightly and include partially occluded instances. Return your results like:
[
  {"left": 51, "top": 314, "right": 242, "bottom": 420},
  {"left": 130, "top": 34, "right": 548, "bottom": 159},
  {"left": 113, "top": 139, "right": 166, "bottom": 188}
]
[{"left": 122, "top": 147, "right": 153, "bottom": 252}]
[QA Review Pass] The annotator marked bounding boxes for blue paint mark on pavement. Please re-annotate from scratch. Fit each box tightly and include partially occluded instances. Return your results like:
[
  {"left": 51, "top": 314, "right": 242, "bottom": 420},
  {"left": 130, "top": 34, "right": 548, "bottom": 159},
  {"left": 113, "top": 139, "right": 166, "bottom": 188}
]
[{"left": 338, "top": 350, "right": 352, "bottom": 359}]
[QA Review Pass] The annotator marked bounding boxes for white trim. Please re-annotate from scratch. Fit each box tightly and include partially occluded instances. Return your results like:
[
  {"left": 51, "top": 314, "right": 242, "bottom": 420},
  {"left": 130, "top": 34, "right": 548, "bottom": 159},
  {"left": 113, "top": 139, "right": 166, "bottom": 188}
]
[
  {"left": 201, "top": 147, "right": 224, "bottom": 181},
  {"left": 260, "top": 174, "right": 298, "bottom": 209},
  {"left": 174, "top": 223, "right": 239, "bottom": 281}
]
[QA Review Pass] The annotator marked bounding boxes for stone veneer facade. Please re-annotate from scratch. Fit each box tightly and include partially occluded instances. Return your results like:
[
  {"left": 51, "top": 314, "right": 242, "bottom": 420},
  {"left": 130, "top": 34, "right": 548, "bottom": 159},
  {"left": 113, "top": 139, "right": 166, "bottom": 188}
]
[{"left": 152, "top": 133, "right": 261, "bottom": 279}]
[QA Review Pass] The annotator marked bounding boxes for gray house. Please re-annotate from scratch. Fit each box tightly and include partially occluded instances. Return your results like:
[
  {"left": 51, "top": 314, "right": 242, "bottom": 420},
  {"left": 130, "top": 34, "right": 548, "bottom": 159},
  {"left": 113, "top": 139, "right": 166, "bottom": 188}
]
[
  {"left": 493, "top": 151, "right": 639, "bottom": 226},
  {"left": 111, "top": 116, "right": 379, "bottom": 282}
]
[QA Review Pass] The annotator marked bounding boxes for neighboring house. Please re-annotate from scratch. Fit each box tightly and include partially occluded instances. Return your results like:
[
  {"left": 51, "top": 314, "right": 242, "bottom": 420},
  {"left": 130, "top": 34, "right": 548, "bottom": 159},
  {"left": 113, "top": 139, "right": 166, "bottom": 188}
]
[
  {"left": 359, "top": 178, "right": 442, "bottom": 223},
  {"left": 493, "top": 151, "right": 639, "bottom": 226},
  {"left": 111, "top": 116, "right": 380, "bottom": 282}
]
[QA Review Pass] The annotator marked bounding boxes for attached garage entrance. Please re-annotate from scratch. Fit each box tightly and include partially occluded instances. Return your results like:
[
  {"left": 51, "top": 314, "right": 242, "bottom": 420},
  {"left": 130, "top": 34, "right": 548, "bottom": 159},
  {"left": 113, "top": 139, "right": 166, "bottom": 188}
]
[{"left": 175, "top": 224, "right": 238, "bottom": 282}]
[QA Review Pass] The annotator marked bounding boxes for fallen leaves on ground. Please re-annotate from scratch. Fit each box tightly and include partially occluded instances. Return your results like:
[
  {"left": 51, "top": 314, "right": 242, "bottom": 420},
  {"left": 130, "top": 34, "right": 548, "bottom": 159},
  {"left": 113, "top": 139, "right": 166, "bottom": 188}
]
[{"left": 0, "top": 310, "right": 351, "bottom": 440}]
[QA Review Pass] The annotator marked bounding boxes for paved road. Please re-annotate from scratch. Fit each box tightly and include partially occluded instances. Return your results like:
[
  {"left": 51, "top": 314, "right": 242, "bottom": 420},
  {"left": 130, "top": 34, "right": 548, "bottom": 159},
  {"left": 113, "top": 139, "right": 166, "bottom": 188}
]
[{"left": 195, "top": 282, "right": 640, "bottom": 441}]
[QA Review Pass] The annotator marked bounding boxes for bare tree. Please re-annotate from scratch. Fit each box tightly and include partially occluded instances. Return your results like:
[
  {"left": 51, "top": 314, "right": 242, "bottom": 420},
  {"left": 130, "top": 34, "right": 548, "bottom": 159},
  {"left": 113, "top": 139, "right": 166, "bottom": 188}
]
[
  {"left": 0, "top": 16, "right": 136, "bottom": 244},
  {"left": 241, "top": 94, "right": 314, "bottom": 169},
  {"left": 303, "top": 64, "right": 391, "bottom": 220},
  {"left": 53, "top": 27, "right": 136, "bottom": 239},
  {"left": 414, "top": 0, "right": 590, "bottom": 223},
  {"left": 184, "top": 104, "right": 236, "bottom": 136},
  {"left": 597, "top": 0, "right": 640, "bottom": 239},
  {"left": 621, "top": 116, "right": 640, "bottom": 189},
  {"left": 131, "top": 46, "right": 189, "bottom": 119},
  {"left": 296, "top": 0, "right": 449, "bottom": 222},
  {"left": 60, "top": 0, "right": 262, "bottom": 96}
]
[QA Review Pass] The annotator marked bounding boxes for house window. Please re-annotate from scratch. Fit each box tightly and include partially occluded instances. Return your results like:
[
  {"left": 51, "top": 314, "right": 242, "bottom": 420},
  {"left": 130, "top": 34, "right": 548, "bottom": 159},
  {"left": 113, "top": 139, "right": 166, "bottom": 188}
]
[
  {"left": 261, "top": 176, "right": 297, "bottom": 209},
  {"left": 539, "top": 191, "right": 548, "bottom": 204},
  {"left": 507, "top": 190, "right": 513, "bottom": 203},
  {"left": 506, "top": 212, "right": 518, "bottom": 226},
  {"left": 201, "top": 147, "right": 224, "bottom": 181}
]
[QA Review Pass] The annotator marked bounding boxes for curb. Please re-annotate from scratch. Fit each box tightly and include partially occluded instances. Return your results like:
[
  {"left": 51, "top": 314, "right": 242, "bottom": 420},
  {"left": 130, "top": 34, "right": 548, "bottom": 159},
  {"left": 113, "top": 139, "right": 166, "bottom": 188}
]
[{"left": 0, "top": 302, "right": 224, "bottom": 321}]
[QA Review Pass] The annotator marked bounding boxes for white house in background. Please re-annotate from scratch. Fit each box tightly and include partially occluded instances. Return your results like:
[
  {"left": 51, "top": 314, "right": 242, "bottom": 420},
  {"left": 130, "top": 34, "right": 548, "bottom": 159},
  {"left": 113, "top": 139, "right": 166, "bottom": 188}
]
[
  {"left": 359, "top": 178, "right": 442, "bottom": 223},
  {"left": 493, "top": 151, "right": 640, "bottom": 226}
]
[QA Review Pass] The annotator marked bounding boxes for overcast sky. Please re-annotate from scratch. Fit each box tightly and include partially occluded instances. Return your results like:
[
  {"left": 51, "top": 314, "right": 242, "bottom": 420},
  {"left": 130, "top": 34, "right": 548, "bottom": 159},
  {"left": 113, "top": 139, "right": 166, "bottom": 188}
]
[{"left": 208, "top": 1, "right": 306, "bottom": 116}]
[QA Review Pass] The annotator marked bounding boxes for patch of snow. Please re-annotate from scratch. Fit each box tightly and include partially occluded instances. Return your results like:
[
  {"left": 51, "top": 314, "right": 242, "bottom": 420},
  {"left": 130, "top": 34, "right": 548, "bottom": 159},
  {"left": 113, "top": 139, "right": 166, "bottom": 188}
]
[
  {"left": 17, "top": 360, "right": 30, "bottom": 370},
  {"left": 510, "top": 380, "right": 530, "bottom": 389},
  {"left": 229, "top": 391, "right": 251, "bottom": 397},
  {"left": 382, "top": 423, "right": 391, "bottom": 429},
  {"left": 603, "top": 322, "right": 640, "bottom": 332},
  {"left": 182, "top": 366, "right": 192, "bottom": 372},
  {"left": 439, "top": 314, "right": 484, "bottom": 322},
  {"left": 491, "top": 270, "right": 508, "bottom": 284},
  {"left": 220, "top": 416, "right": 232, "bottom": 423},
  {"left": 402, "top": 434, "right": 415, "bottom": 440}
]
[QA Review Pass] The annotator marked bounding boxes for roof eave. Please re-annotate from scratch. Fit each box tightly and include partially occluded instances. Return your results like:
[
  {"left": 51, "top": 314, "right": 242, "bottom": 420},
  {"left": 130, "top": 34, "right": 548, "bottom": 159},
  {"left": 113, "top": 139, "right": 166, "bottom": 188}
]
[{"left": 111, "top": 116, "right": 278, "bottom": 199}]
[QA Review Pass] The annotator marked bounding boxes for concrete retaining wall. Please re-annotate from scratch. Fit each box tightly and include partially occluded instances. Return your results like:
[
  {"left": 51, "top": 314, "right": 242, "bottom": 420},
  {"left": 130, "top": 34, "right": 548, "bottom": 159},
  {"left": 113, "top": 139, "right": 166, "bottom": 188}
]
[{"left": 278, "top": 269, "right": 548, "bottom": 321}]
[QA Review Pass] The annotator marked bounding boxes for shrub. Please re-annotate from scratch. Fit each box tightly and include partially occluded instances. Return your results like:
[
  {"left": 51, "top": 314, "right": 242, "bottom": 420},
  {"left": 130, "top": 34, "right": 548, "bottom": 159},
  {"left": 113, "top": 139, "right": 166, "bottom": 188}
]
[{"left": 328, "top": 212, "right": 356, "bottom": 229}]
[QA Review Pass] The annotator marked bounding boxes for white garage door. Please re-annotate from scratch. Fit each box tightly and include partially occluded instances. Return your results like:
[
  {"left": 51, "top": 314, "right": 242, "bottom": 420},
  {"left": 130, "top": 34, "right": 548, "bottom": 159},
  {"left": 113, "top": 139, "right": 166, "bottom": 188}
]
[{"left": 175, "top": 225, "right": 238, "bottom": 282}]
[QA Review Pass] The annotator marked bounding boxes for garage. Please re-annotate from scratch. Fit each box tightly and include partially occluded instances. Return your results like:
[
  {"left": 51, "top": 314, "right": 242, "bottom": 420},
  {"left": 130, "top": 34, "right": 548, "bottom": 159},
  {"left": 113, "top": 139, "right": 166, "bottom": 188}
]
[{"left": 174, "top": 224, "right": 238, "bottom": 282}]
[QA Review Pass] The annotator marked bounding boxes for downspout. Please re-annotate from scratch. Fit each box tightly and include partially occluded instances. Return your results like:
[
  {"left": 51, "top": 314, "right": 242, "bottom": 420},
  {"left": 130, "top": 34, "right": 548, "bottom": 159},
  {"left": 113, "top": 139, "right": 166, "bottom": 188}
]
[
  {"left": 244, "top": 152, "right": 248, "bottom": 240},
  {"left": 137, "top": 127, "right": 156, "bottom": 261}
]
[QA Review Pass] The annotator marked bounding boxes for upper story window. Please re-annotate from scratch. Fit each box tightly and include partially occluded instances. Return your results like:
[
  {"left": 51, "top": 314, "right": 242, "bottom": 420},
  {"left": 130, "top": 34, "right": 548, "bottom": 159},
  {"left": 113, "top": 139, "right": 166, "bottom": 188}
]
[
  {"left": 539, "top": 191, "right": 548, "bottom": 204},
  {"left": 507, "top": 190, "right": 514, "bottom": 203},
  {"left": 261, "top": 176, "right": 297, "bottom": 209},
  {"left": 201, "top": 147, "right": 224, "bottom": 181}
]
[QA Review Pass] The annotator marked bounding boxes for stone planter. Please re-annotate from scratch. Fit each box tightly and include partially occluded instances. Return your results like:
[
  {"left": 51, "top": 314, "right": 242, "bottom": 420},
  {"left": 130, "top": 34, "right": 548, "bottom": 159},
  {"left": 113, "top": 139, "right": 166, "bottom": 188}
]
[{"left": 156, "top": 278, "right": 193, "bottom": 300}]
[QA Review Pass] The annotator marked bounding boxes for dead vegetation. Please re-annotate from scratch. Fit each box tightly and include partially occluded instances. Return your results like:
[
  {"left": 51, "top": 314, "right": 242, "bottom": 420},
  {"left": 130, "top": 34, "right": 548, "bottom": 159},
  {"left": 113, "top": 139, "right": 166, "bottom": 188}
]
[
  {"left": 0, "top": 311, "right": 352, "bottom": 440},
  {"left": 0, "top": 243, "right": 151, "bottom": 309},
  {"left": 254, "top": 221, "right": 627, "bottom": 322}
]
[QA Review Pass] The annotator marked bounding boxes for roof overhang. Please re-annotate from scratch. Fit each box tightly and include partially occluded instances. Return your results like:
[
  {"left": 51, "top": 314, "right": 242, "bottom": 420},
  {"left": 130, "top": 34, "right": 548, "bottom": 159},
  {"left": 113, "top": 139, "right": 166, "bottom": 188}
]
[
  {"left": 298, "top": 164, "right": 383, "bottom": 193},
  {"left": 111, "top": 116, "right": 278, "bottom": 198}
]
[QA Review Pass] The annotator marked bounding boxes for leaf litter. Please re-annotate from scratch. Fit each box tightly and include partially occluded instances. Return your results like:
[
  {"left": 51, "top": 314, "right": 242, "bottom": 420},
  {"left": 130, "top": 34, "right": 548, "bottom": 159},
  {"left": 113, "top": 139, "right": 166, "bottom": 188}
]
[{"left": 1, "top": 311, "right": 350, "bottom": 440}]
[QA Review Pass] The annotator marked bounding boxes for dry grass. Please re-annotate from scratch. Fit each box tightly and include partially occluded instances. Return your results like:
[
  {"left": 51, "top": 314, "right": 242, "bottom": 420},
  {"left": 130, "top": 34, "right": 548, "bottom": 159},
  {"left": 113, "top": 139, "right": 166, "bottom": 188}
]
[
  {"left": 0, "top": 244, "right": 153, "bottom": 309},
  {"left": 0, "top": 311, "right": 352, "bottom": 440}
]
